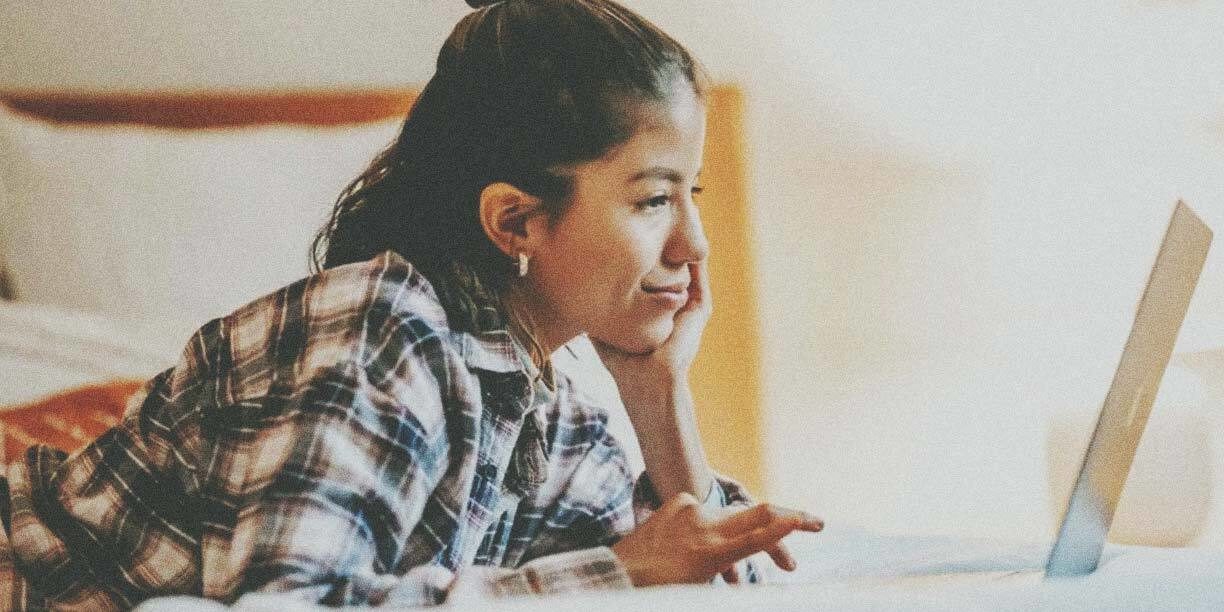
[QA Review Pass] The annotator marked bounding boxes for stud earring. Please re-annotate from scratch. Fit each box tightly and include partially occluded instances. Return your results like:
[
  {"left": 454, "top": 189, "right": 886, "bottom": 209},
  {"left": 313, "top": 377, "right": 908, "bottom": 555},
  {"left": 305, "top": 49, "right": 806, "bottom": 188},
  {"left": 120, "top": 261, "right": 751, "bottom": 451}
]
[{"left": 518, "top": 253, "right": 529, "bottom": 277}]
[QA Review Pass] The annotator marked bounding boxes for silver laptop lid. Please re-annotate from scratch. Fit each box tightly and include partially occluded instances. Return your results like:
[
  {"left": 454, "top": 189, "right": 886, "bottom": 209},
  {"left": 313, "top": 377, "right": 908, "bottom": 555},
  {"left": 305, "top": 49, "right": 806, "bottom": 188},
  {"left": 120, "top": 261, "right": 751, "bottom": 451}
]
[{"left": 1045, "top": 201, "right": 1213, "bottom": 578}]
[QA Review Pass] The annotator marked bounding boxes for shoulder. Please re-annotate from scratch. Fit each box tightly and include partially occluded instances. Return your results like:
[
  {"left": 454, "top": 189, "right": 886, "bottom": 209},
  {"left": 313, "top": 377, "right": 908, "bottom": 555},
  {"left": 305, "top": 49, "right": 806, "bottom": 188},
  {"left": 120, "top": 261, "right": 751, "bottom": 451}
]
[{"left": 164, "top": 251, "right": 462, "bottom": 413}]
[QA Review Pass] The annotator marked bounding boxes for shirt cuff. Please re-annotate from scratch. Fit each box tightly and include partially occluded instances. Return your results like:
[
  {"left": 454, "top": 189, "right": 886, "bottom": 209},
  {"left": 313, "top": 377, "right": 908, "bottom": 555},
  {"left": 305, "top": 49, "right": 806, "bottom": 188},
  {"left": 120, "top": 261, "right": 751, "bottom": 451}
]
[
  {"left": 700, "top": 477, "right": 726, "bottom": 508},
  {"left": 498, "top": 547, "right": 633, "bottom": 597},
  {"left": 631, "top": 472, "right": 752, "bottom": 520}
]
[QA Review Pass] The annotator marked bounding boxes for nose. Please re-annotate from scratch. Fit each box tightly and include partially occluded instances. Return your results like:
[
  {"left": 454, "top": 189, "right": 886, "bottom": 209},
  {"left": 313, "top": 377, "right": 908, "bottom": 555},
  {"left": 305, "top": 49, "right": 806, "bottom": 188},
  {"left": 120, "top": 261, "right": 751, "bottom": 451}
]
[{"left": 663, "top": 199, "right": 709, "bottom": 266}]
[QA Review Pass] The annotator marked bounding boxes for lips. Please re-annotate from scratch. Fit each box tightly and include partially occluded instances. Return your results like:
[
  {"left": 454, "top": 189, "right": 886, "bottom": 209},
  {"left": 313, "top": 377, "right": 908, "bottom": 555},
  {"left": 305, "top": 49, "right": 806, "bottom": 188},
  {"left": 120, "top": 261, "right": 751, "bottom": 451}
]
[
  {"left": 642, "top": 282, "right": 689, "bottom": 293},
  {"left": 642, "top": 282, "right": 690, "bottom": 309}
]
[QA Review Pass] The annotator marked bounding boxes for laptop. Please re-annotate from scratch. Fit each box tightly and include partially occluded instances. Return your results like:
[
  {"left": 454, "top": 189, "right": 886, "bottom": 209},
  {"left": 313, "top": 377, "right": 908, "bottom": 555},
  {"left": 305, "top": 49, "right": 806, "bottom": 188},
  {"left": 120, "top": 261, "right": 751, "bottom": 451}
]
[{"left": 873, "top": 201, "right": 1213, "bottom": 586}]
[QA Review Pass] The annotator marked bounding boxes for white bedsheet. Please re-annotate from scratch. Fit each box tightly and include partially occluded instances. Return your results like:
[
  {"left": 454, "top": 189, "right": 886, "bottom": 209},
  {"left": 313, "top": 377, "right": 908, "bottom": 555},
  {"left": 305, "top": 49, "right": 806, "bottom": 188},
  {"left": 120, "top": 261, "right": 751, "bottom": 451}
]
[
  {"left": 8, "top": 304, "right": 1221, "bottom": 610},
  {"left": 134, "top": 525, "right": 1224, "bottom": 611}
]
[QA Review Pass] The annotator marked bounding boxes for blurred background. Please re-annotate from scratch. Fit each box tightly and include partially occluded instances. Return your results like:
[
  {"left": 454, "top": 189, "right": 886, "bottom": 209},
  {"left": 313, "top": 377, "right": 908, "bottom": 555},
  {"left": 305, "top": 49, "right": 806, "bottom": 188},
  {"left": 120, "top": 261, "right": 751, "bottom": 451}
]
[{"left": 3, "top": 0, "right": 1224, "bottom": 545}]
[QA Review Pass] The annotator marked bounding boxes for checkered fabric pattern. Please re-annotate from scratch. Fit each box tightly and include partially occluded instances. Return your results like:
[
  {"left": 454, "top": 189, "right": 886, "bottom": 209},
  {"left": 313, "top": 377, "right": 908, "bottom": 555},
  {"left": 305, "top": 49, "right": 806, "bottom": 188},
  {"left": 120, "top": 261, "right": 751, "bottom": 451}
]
[{"left": 0, "top": 251, "right": 753, "bottom": 609}]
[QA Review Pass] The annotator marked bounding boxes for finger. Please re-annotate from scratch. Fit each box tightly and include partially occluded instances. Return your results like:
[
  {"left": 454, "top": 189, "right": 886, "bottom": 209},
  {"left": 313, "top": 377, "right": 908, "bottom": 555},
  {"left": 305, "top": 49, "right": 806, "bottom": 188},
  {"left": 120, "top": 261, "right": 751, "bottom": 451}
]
[
  {"left": 715, "top": 516, "right": 807, "bottom": 568},
  {"left": 680, "top": 261, "right": 710, "bottom": 314},
  {"left": 714, "top": 503, "right": 778, "bottom": 534},
  {"left": 666, "top": 262, "right": 711, "bottom": 353},
  {"left": 721, "top": 564, "right": 741, "bottom": 585},
  {"left": 696, "top": 259, "right": 711, "bottom": 307},
  {"left": 715, "top": 503, "right": 823, "bottom": 536},
  {"left": 684, "top": 261, "right": 703, "bottom": 311},
  {"left": 766, "top": 542, "right": 797, "bottom": 572}
]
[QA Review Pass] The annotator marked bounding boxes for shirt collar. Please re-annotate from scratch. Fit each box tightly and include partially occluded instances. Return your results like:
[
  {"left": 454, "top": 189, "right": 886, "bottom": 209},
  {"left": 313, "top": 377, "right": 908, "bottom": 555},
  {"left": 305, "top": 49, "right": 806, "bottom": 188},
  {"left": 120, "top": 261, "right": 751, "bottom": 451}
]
[
  {"left": 396, "top": 254, "right": 524, "bottom": 375},
  {"left": 455, "top": 328, "right": 533, "bottom": 374},
  {"left": 399, "top": 252, "right": 552, "bottom": 495},
  {"left": 421, "top": 256, "right": 552, "bottom": 388}
]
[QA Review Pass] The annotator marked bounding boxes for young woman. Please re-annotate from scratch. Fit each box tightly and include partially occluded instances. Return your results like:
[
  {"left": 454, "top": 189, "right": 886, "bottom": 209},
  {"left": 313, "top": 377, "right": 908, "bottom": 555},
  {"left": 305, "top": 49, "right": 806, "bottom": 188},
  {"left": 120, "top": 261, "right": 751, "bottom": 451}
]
[{"left": 0, "top": 0, "right": 822, "bottom": 608}]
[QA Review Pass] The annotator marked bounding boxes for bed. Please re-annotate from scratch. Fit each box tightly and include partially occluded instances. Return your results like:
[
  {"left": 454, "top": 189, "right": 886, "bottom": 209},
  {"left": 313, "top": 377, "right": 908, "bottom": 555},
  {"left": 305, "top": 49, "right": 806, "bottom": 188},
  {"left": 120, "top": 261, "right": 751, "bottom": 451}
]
[
  {"left": 129, "top": 527, "right": 1224, "bottom": 610},
  {"left": 4, "top": 89, "right": 1224, "bottom": 610},
  {"left": 0, "top": 85, "right": 775, "bottom": 485}
]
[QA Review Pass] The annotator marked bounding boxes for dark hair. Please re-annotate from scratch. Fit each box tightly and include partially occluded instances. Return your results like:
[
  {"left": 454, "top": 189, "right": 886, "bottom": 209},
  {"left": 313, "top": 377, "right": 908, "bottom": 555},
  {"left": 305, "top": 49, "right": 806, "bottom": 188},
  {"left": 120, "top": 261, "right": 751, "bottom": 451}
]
[{"left": 311, "top": 0, "right": 707, "bottom": 332}]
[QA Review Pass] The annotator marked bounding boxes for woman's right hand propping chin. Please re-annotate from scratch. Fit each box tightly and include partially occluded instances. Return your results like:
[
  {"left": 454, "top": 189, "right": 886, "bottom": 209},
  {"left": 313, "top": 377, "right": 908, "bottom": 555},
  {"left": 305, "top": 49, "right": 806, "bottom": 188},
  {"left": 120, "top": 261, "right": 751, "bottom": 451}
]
[{"left": 610, "top": 493, "right": 824, "bottom": 587}]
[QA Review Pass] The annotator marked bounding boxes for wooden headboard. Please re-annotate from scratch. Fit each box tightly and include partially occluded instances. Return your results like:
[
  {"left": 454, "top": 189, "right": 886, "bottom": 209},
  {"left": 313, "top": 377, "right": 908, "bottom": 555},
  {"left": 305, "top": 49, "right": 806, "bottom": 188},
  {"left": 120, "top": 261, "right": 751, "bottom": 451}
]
[
  {"left": 0, "top": 86, "right": 766, "bottom": 494},
  {"left": 0, "top": 89, "right": 418, "bottom": 128}
]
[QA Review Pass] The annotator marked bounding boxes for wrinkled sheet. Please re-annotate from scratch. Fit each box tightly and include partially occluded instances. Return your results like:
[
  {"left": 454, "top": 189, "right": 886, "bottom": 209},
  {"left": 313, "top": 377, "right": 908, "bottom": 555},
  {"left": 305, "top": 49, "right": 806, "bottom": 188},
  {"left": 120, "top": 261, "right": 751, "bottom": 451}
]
[{"left": 136, "top": 525, "right": 1224, "bottom": 611}]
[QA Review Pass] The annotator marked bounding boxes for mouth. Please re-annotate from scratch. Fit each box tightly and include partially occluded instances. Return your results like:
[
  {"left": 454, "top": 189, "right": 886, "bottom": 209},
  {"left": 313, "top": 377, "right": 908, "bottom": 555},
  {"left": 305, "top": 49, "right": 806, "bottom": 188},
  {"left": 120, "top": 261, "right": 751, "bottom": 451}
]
[
  {"left": 641, "top": 282, "right": 690, "bottom": 308},
  {"left": 641, "top": 282, "right": 689, "bottom": 294}
]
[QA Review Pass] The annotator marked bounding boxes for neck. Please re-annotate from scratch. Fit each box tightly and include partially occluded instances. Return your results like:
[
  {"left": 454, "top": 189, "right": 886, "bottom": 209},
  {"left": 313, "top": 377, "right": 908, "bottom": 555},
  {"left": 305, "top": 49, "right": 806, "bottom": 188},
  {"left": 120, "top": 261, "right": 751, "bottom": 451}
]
[{"left": 500, "top": 281, "right": 576, "bottom": 368}]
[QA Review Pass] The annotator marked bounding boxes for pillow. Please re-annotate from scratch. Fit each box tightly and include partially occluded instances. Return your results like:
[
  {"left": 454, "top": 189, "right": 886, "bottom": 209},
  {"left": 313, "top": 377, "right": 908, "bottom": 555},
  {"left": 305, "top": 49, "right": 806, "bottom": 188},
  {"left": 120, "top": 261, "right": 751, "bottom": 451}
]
[
  {"left": 0, "top": 300, "right": 177, "bottom": 464},
  {"left": 0, "top": 300, "right": 181, "bottom": 406},
  {"left": 0, "top": 102, "right": 401, "bottom": 329},
  {"left": 0, "top": 380, "right": 143, "bottom": 464},
  {"left": 0, "top": 137, "right": 8, "bottom": 300}
]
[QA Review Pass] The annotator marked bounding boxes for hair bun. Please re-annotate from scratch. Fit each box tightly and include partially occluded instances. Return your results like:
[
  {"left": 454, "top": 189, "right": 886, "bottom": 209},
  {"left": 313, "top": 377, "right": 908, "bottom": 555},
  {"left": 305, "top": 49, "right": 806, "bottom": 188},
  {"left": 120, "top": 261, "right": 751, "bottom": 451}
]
[{"left": 465, "top": 0, "right": 502, "bottom": 8}]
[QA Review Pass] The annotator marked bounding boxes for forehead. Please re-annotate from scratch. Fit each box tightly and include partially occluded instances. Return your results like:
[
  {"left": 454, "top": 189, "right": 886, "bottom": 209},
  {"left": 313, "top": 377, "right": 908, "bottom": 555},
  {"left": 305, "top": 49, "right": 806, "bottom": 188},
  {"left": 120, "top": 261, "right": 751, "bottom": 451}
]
[
  {"left": 582, "top": 87, "right": 707, "bottom": 179},
  {"left": 632, "top": 79, "right": 705, "bottom": 137}
]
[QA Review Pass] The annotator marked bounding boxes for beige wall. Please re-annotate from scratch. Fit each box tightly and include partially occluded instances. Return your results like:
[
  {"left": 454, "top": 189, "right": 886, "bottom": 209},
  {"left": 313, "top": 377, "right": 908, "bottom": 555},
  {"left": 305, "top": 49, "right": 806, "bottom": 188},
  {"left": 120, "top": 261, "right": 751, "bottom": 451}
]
[{"left": 5, "top": 0, "right": 1224, "bottom": 541}]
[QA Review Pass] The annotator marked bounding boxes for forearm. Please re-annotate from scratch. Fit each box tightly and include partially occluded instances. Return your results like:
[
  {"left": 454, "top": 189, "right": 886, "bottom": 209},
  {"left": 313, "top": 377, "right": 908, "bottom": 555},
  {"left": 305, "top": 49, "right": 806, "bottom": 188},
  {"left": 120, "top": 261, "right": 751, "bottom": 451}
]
[{"left": 618, "top": 378, "right": 714, "bottom": 502}]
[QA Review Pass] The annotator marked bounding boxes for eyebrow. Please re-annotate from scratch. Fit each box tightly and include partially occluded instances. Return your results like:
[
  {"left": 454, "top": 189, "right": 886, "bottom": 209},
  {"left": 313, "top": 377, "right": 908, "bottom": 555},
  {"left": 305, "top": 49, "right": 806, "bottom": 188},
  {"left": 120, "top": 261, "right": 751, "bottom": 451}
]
[{"left": 627, "top": 166, "right": 702, "bottom": 184}]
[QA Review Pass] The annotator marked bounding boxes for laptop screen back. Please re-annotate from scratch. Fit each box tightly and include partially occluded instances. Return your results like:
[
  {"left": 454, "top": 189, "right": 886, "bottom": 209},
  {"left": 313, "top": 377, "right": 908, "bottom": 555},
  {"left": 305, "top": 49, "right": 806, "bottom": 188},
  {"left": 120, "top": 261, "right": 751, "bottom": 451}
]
[{"left": 1045, "top": 201, "right": 1213, "bottom": 577}]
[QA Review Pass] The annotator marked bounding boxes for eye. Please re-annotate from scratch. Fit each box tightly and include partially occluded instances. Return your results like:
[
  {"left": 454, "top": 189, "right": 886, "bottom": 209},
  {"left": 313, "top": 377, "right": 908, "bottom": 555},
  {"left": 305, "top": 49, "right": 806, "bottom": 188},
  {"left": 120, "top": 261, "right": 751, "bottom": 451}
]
[
  {"left": 639, "top": 194, "right": 672, "bottom": 210},
  {"left": 638, "top": 186, "right": 704, "bottom": 211}
]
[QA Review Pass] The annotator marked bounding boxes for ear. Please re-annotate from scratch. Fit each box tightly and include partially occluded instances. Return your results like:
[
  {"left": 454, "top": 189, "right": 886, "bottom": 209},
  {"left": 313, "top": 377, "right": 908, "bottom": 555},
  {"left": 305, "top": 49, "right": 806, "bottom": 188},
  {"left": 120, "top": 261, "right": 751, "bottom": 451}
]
[{"left": 478, "top": 182, "right": 549, "bottom": 260}]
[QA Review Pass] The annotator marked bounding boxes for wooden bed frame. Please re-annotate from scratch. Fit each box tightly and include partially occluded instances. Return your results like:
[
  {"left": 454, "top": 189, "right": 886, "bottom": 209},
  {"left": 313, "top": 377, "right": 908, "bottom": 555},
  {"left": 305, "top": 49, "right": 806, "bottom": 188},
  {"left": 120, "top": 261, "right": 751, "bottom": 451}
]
[
  {"left": 0, "top": 87, "right": 766, "bottom": 493},
  {"left": 0, "top": 89, "right": 417, "bottom": 127}
]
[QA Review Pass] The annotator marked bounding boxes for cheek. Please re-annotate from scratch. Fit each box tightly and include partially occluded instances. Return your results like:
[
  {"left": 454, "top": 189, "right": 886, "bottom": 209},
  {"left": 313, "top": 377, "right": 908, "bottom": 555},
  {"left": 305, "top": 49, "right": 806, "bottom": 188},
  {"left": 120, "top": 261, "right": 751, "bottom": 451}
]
[
  {"left": 552, "top": 223, "right": 655, "bottom": 287},
  {"left": 591, "top": 238, "right": 657, "bottom": 304},
  {"left": 535, "top": 247, "right": 645, "bottom": 328},
  {"left": 533, "top": 238, "right": 621, "bottom": 310},
  {"left": 534, "top": 209, "right": 671, "bottom": 327},
  {"left": 550, "top": 251, "right": 640, "bottom": 307}
]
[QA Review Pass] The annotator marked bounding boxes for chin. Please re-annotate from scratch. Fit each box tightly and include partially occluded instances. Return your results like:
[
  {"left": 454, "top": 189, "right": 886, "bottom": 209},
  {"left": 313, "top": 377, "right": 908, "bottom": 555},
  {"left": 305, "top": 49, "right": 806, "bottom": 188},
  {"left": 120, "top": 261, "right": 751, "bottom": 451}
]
[{"left": 596, "top": 318, "right": 674, "bottom": 354}]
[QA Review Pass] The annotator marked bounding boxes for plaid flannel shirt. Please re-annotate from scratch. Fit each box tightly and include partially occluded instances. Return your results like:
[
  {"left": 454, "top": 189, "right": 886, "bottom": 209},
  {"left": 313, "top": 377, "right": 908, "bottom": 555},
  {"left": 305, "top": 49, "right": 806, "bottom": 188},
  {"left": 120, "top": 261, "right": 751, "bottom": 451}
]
[{"left": 0, "top": 251, "right": 754, "bottom": 609}]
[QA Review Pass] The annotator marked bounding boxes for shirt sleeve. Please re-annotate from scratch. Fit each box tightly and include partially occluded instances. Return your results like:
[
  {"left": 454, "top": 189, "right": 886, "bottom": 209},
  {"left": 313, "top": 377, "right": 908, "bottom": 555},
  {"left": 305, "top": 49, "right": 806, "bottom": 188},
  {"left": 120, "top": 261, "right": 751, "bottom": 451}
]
[
  {"left": 428, "top": 547, "right": 631, "bottom": 605},
  {"left": 505, "top": 404, "right": 763, "bottom": 591},
  {"left": 631, "top": 470, "right": 755, "bottom": 524},
  {"left": 225, "top": 362, "right": 636, "bottom": 608},
  {"left": 220, "top": 361, "right": 448, "bottom": 605},
  {"left": 229, "top": 547, "right": 631, "bottom": 609}
]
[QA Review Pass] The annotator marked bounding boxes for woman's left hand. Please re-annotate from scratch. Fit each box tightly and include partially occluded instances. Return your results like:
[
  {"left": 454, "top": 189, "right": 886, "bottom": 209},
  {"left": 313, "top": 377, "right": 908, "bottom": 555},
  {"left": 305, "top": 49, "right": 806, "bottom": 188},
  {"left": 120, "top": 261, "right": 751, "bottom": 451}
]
[{"left": 592, "top": 261, "right": 711, "bottom": 396}]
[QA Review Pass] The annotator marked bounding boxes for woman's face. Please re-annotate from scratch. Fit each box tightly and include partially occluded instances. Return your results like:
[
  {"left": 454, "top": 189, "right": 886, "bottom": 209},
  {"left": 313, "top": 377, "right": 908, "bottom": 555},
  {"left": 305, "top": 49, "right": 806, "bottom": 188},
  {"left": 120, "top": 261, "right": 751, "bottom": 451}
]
[{"left": 526, "top": 80, "right": 709, "bottom": 354}]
